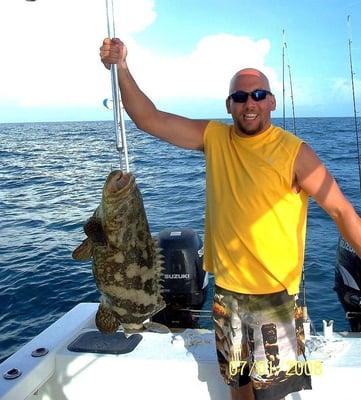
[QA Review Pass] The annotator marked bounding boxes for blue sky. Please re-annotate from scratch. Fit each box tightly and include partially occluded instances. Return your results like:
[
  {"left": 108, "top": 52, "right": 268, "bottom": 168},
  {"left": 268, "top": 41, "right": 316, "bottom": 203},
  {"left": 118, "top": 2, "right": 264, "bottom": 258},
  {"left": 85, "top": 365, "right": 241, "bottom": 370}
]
[{"left": 0, "top": 0, "right": 360, "bottom": 123}]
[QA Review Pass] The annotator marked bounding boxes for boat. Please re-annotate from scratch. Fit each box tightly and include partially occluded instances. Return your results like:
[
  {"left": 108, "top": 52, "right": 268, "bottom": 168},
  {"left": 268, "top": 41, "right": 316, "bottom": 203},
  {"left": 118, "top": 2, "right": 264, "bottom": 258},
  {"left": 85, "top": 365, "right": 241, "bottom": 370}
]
[
  {"left": 1, "top": 298, "right": 361, "bottom": 399},
  {"left": 3, "top": 4, "right": 360, "bottom": 399},
  {"left": 1, "top": 227, "right": 361, "bottom": 400}
]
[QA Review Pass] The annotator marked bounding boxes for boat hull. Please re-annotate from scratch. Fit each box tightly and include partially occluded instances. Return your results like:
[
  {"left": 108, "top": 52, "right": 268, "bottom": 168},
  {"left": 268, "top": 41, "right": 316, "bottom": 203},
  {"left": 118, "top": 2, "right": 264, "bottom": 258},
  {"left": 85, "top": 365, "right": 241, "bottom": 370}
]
[{"left": 1, "top": 303, "right": 361, "bottom": 400}]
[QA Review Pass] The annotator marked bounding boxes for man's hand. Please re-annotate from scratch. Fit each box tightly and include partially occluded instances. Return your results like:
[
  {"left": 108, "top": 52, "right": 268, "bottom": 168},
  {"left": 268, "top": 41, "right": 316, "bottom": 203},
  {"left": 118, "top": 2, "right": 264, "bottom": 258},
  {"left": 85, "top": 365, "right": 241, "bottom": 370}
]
[{"left": 99, "top": 38, "right": 127, "bottom": 70}]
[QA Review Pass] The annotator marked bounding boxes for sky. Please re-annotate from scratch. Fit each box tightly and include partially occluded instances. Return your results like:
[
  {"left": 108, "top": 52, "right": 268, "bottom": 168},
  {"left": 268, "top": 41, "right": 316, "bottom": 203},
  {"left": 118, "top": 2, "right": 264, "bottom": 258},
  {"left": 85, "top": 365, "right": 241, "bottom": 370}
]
[{"left": 0, "top": 0, "right": 361, "bottom": 123}]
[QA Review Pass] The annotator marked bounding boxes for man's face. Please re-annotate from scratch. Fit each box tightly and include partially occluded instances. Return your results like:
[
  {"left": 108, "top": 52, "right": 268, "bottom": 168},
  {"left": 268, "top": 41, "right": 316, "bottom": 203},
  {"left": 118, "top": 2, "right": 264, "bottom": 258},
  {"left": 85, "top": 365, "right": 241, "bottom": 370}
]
[{"left": 226, "top": 73, "right": 276, "bottom": 137}]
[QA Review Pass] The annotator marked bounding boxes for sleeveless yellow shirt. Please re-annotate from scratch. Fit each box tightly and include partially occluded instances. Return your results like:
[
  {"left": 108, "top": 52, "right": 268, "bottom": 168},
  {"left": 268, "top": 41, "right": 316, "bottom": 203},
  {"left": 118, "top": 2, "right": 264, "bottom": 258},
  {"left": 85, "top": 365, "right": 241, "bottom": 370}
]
[{"left": 203, "top": 121, "right": 308, "bottom": 295}]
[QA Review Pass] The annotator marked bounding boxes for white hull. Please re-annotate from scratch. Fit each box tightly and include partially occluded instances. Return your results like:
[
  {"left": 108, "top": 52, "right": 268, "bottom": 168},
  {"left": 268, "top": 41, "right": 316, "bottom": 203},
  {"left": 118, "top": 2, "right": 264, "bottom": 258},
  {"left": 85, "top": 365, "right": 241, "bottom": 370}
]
[{"left": 1, "top": 303, "right": 360, "bottom": 400}]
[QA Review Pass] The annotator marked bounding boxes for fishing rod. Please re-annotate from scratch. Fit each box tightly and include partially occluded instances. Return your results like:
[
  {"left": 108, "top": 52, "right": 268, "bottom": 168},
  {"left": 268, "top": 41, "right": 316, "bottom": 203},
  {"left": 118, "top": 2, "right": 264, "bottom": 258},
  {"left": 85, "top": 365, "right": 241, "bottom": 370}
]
[
  {"left": 347, "top": 15, "right": 361, "bottom": 196},
  {"left": 283, "top": 30, "right": 310, "bottom": 333},
  {"left": 282, "top": 30, "right": 297, "bottom": 135},
  {"left": 178, "top": 309, "right": 212, "bottom": 318},
  {"left": 105, "top": 0, "right": 130, "bottom": 172},
  {"left": 287, "top": 48, "right": 297, "bottom": 135},
  {"left": 282, "top": 31, "right": 286, "bottom": 130}
]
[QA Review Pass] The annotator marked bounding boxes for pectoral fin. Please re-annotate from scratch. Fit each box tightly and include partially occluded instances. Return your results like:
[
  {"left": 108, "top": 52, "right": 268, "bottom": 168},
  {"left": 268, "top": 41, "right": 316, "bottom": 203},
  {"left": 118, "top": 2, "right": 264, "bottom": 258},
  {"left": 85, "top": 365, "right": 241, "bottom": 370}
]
[
  {"left": 72, "top": 238, "right": 93, "bottom": 260},
  {"left": 84, "top": 216, "right": 107, "bottom": 245}
]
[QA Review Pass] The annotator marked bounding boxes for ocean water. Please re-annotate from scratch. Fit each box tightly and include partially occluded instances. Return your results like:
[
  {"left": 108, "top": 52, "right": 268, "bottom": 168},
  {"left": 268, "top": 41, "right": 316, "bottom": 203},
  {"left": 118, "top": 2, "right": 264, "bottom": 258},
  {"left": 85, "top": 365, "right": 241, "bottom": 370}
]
[{"left": 0, "top": 117, "right": 360, "bottom": 362}]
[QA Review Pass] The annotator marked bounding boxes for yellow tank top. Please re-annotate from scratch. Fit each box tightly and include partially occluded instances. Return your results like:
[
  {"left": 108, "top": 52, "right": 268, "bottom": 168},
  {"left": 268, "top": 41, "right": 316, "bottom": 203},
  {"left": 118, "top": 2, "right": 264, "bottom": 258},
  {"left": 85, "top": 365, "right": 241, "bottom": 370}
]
[{"left": 203, "top": 121, "right": 308, "bottom": 295}]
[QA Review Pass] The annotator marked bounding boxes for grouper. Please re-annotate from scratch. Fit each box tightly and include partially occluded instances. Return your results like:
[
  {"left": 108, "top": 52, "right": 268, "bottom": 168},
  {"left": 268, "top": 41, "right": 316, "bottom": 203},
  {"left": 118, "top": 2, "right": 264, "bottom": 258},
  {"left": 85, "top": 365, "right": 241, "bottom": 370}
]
[{"left": 72, "top": 170, "right": 165, "bottom": 333}]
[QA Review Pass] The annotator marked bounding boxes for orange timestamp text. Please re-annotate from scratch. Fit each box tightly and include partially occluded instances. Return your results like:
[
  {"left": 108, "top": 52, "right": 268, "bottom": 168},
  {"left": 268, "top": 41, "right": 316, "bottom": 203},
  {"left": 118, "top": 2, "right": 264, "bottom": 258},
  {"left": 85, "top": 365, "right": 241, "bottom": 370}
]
[{"left": 233, "top": 359, "right": 323, "bottom": 377}]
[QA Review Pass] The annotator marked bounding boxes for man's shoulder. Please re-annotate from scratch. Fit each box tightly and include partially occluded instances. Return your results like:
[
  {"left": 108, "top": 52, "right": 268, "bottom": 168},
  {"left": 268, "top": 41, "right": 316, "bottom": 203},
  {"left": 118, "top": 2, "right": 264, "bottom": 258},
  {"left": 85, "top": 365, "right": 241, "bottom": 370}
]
[
  {"left": 207, "top": 119, "right": 232, "bottom": 129},
  {"left": 203, "top": 120, "right": 232, "bottom": 149},
  {"left": 271, "top": 124, "right": 303, "bottom": 145},
  {"left": 205, "top": 120, "right": 232, "bottom": 133}
]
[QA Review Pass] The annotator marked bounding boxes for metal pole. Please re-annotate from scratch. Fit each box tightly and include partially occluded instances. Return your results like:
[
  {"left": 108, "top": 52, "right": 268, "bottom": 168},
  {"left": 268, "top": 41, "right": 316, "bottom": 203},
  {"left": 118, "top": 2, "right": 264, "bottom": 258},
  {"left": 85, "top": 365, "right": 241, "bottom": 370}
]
[{"left": 105, "top": 0, "right": 130, "bottom": 172}]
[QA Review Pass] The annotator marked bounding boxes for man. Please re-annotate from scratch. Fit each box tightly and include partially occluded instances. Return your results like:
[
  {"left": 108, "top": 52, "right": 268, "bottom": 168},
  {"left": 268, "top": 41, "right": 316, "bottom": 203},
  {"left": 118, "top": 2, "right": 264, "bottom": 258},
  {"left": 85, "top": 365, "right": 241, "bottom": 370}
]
[{"left": 100, "top": 38, "right": 361, "bottom": 400}]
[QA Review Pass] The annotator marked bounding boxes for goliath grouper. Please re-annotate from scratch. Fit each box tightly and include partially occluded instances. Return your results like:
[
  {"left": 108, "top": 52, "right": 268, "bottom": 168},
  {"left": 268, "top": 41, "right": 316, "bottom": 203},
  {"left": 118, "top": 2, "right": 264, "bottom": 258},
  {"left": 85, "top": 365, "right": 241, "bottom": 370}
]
[{"left": 72, "top": 170, "right": 165, "bottom": 333}]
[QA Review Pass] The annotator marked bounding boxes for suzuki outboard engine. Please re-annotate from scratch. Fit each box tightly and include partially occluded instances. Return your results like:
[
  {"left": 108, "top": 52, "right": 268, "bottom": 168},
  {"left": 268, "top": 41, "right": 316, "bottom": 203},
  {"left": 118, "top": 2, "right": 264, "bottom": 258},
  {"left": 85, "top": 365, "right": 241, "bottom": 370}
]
[
  {"left": 152, "top": 228, "right": 208, "bottom": 328},
  {"left": 334, "top": 236, "right": 361, "bottom": 331}
]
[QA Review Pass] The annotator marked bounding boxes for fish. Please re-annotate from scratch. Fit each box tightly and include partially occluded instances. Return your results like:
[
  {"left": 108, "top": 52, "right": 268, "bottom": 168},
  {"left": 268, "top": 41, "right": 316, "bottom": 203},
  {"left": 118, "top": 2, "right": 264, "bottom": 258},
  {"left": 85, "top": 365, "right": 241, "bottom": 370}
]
[{"left": 72, "top": 170, "right": 165, "bottom": 333}]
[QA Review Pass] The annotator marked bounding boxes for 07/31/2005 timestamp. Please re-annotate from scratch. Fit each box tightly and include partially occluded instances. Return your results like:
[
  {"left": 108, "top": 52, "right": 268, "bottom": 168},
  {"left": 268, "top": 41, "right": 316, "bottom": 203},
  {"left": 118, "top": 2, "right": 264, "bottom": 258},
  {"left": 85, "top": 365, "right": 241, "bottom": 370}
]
[{"left": 236, "top": 360, "right": 323, "bottom": 377}]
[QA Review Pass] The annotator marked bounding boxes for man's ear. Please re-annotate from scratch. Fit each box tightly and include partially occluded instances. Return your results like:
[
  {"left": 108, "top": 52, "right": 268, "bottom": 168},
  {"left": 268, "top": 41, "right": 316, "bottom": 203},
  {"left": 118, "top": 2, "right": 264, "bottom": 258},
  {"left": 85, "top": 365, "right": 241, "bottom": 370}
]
[
  {"left": 226, "top": 97, "right": 231, "bottom": 114},
  {"left": 270, "top": 95, "right": 276, "bottom": 111}
]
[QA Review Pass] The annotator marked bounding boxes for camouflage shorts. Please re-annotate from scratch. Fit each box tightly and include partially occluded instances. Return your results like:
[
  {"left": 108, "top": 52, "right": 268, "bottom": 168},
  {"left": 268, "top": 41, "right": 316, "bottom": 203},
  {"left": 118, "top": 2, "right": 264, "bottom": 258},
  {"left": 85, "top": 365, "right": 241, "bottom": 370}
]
[{"left": 213, "top": 286, "right": 312, "bottom": 400}]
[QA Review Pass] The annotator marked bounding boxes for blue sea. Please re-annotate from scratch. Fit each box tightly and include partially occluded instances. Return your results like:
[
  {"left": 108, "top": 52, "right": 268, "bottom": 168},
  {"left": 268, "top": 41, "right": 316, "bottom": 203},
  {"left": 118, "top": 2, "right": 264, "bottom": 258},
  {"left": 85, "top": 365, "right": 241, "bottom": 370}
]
[{"left": 1, "top": 117, "right": 360, "bottom": 362}]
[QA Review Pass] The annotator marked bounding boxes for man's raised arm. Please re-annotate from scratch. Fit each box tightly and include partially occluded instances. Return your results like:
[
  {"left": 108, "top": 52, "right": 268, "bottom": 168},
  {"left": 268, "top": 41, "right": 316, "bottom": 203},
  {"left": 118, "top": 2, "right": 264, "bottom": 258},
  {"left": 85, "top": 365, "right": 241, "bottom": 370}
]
[
  {"left": 295, "top": 142, "right": 361, "bottom": 257},
  {"left": 100, "top": 38, "right": 208, "bottom": 151}
]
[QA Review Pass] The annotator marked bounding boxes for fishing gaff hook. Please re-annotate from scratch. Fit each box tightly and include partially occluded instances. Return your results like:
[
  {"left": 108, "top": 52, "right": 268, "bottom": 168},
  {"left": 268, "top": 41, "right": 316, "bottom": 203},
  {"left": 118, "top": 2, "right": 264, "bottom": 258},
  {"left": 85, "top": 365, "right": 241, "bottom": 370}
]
[{"left": 105, "top": 0, "right": 130, "bottom": 172}]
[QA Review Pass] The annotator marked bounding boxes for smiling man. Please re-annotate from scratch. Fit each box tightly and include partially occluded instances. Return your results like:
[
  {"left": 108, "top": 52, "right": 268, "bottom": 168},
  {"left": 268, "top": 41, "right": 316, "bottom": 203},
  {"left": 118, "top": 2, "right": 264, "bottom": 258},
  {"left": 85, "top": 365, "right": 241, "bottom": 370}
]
[
  {"left": 100, "top": 37, "right": 361, "bottom": 400},
  {"left": 227, "top": 69, "right": 276, "bottom": 136}
]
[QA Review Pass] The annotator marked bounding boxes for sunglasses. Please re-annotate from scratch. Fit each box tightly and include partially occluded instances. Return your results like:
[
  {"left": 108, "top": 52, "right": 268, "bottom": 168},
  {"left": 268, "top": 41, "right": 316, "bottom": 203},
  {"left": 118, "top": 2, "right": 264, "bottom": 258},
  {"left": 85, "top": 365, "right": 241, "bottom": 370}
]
[{"left": 228, "top": 89, "right": 273, "bottom": 103}]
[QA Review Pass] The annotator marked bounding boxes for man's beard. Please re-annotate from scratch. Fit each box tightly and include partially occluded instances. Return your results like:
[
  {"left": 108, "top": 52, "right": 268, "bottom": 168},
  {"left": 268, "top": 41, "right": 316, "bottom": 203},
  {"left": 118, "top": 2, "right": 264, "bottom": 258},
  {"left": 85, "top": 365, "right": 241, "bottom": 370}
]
[{"left": 235, "top": 120, "right": 263, "bottom": 136}]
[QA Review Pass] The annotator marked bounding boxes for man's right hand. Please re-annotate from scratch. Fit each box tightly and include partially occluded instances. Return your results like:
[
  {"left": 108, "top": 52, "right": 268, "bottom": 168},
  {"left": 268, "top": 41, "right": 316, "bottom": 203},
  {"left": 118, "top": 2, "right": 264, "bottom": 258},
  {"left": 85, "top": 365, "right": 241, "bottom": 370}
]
[
  {"left": 100, "top": 38, "right": 127, "bottom": 70},
  {"left": 98, "top": 37, "right": 207, "bottom": 150}
]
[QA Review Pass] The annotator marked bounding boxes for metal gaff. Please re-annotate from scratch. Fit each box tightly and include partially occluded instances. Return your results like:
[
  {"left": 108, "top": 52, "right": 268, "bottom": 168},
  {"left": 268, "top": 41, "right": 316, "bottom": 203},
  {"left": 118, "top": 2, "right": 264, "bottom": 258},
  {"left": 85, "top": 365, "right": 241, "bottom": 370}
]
[{"left": 105, "top": 0, "right": 130, "bottom": 172}]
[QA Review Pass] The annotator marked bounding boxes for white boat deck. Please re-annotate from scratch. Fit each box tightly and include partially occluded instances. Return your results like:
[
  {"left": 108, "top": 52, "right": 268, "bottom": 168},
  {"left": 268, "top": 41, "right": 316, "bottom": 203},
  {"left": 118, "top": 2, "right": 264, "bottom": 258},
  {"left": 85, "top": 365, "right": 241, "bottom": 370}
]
[{"left": 0, "top": 303, "right": 360, "bottom": 400}]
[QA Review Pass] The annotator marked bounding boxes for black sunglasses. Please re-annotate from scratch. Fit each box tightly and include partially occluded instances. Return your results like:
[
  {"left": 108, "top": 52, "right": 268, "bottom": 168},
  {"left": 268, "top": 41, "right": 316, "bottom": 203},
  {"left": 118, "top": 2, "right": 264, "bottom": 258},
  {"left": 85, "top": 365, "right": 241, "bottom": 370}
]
[{"left": 228, "top": 89, "right": 273, "bottom": 103}]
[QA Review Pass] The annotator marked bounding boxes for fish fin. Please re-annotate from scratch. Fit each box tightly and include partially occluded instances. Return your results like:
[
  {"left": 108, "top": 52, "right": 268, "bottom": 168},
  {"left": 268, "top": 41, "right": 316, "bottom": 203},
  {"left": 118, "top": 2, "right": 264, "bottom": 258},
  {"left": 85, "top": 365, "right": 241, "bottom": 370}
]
[
  {"left": 143, "top": 321, "right": 170, "bottom": 334},
  {"left": 95, "top": 303, "right": 120, "bottom": 334},
  {"left": 72, "top": 238, "right": 93, "bottom": 260},
  {"left": 84, "top": 216, "right": 107, "bottom": 245}
]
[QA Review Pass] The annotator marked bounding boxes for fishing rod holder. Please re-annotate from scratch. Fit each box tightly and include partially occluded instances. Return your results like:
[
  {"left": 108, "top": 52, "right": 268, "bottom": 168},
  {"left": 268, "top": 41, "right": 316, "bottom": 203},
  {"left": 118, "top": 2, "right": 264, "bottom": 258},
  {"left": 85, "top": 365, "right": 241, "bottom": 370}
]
[{"left": 323, "top": 320, "right": 334, "bottom": 340}]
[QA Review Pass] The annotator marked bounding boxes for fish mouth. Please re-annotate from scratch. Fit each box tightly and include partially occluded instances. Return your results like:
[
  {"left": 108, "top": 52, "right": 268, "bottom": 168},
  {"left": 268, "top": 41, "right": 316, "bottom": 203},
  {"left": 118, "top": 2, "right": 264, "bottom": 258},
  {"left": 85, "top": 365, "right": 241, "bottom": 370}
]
[{"left": 105, "top": 170, "right": 134, "bottom": 195}]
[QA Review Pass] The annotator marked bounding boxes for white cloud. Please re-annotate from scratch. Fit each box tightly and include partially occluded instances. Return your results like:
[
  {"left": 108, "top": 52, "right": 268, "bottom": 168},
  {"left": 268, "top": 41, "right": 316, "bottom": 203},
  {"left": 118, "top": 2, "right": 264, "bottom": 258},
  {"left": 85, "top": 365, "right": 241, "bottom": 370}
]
[
  {"left": 127, "top": 33, "right": 278, "bottom": 101},
  {"left": 331, "top": 77, "right": 361, "bottom": 101},
  {"left": 0, "top": 0, "right": 157, "bottom": 108},
  {"left": 112, "top": 0, "right": 157, "bottom": 34},
  {"left": 0, "top": 0, "right": 280, "bottom": 116}
]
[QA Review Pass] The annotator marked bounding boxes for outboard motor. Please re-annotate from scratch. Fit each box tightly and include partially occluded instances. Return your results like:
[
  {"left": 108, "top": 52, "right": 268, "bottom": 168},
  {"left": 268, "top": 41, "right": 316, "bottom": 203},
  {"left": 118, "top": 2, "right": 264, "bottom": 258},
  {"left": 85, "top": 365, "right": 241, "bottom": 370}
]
[
  {"left": 152, "top": 228, "right": 208, "bottom": 328},
  {"left": 334, "top": 236, "right": 361, "bottom": 331}
]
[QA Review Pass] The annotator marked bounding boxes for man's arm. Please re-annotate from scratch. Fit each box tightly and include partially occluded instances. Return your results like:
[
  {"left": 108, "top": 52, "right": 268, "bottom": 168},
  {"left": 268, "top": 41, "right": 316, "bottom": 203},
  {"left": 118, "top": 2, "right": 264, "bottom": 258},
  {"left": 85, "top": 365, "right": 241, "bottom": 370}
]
[
  {"left": 100, "top": 38, "right": 208, "bottom": 151},
  {"left": 294, "top": 142, "right": 361, "bottom": 257}
]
